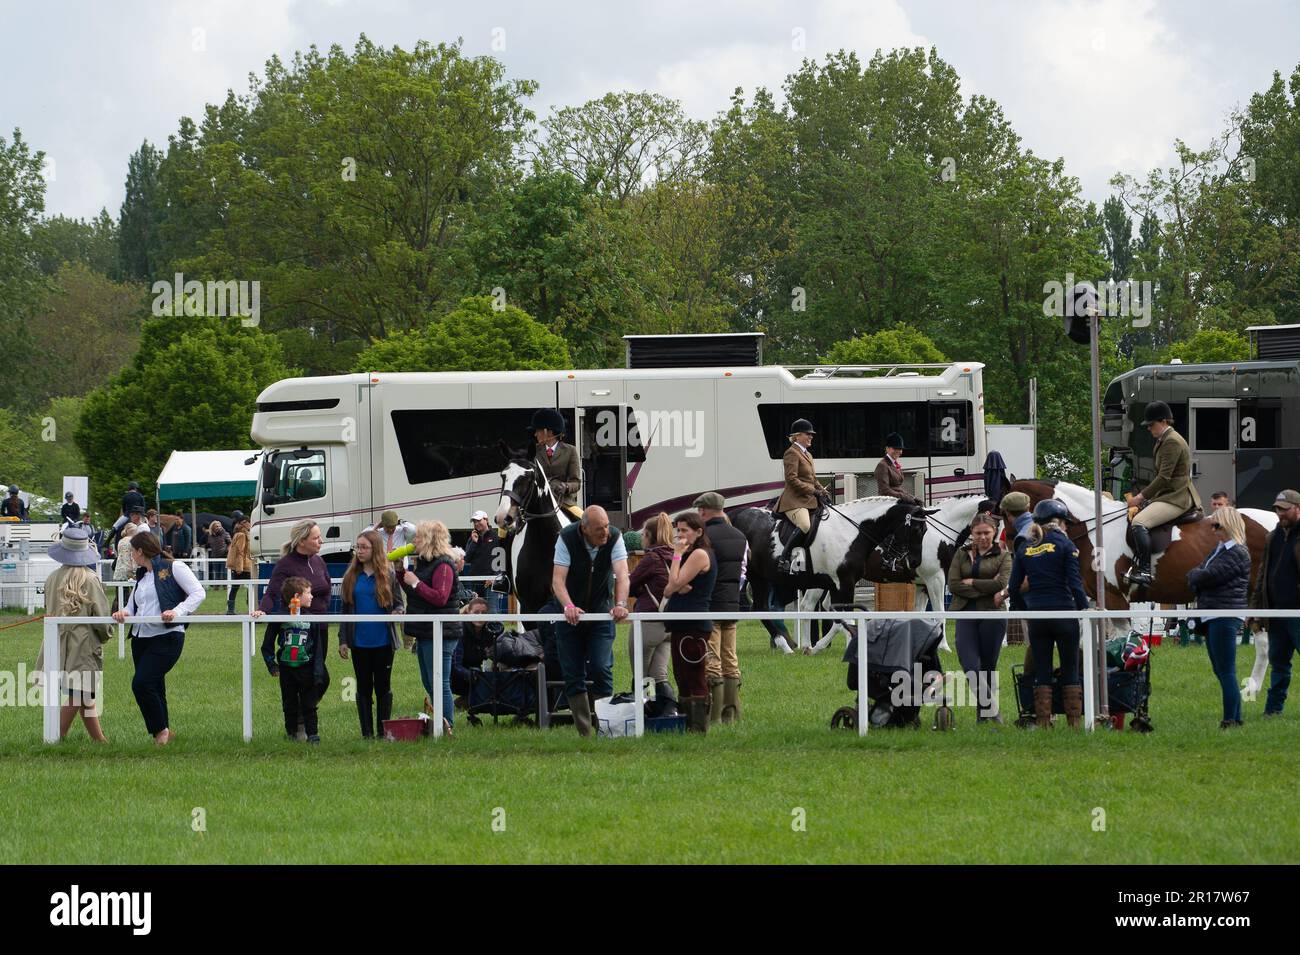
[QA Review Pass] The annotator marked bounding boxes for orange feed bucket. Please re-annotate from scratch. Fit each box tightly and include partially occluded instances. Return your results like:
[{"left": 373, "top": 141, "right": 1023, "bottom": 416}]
[{"left": 382, "top": 717, "right": 426, "bottom": 741}]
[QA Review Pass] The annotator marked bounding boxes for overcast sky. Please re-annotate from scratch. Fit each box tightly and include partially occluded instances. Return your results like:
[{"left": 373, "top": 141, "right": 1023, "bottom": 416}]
[{"left": 5, "top": 0, "right": 1298, "bottom": 221}]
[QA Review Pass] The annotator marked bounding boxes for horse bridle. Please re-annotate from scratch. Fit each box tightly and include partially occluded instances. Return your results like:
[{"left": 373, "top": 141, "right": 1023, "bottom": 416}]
[
  {"left": 822, "top": 500, "right": 915, "bottom": 574},
  {"left": 503, "top": 458, "right": 562, "bottom": 528}
]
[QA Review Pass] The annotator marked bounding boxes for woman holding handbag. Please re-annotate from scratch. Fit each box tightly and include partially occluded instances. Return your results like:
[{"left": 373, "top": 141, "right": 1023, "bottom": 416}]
[{"left": 1187, "top": 505, "right": 1251, "bottom": 728}]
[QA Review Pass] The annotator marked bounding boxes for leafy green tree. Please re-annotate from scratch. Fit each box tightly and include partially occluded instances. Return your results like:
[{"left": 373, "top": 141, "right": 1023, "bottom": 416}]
[
  {"left": 118, "top": 141, "right": 162, "bottom": 282},
  {"left": 822, "top": 325, "right": 947, "bottom": 364},
  {"left": 0, "top": 128, "right": 51, "bottom": 408},
  {"left": 148, "top": 37, "right": 536, "bottom": 364},
  {"left": 32, "top": 210, "right": 119, "bottom": 277},
  {"left": 538, "top": 91, "right": 707, "bottom": 203},
  {"left": 1164, "top": 328, "right": 1250, "bottom": 364},
  {"left": 1101, "top": 196, "right": 1133, "bottom": 281},
  {"left": 21, "top": 262, "right": 147, "bottom": 406},
  {"left": 28, "top": 396, "right": 87, "bottom": 502},
  {"left": 0, "top": 405, "right": 43, "bottom": 496},
  {"left": 354, "top": 296, "right": 570, "bottom": 372},
  {"left": 77, "top": 317, "right": 294, "bottom": 515}
]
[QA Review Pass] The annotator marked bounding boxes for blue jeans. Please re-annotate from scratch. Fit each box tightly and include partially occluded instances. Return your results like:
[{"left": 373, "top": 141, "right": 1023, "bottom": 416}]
[
  {"left": 416, "top": 636, "right": 459, "bottom": 727},
  {"left": 1204, "top": 617, "right": 1243, "bottom": 722},
  {"left": 554, "top": 616, "right": 615, "bottom": 699},
  {"left": 1266, "top": 616, "right": 1300, "bottom": 714}
]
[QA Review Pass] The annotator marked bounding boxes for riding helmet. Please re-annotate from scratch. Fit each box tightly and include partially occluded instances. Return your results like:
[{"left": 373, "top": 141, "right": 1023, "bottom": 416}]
[
  {"left": 128, "top": 481, "right": 139, "bottom": 490},
  {"left": 1140, "top": 401, "right": 1174, "bottom": 426},
  {"left": 1032, "top": 498, "right": 1070, "bottom": 524},
  {"left": 884, "top": 431, "right": 905, "bottom": 450},
  {"left": 789, "top": 418, "right": 816, "bottom": 436},
  {"left": 528, "top": 407, "right": 567, "bottom": 435}
]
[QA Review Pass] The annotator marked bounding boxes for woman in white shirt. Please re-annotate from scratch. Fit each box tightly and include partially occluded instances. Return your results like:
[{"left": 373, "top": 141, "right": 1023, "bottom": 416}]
[{"left": 111, "top": 531, "right": 205, "bottom": 745}]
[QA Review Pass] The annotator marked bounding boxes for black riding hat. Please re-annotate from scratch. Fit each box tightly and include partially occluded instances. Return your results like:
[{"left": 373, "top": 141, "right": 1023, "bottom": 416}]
[
  {"left": 789, "top": 418, "right": 816, "bottom": 435},
  {"left": 1033, "top": 498, "right": 1070, "bottom": 524},
  {"left": 528, "top": 408, "right": 566, "bottom": 435},
  {"left": 884, "top": 432, "right": 905, "bottom": 450},
  {"left": 128, "top": 481, "right": 139, "bottom": 490},
  {"left": 1141, "top": 401, "right": 1174, "bottom": 426}
]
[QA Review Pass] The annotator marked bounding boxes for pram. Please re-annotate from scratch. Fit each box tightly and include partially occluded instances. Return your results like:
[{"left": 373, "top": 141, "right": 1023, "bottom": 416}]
[
  {"left": 1011, "top": 639, "right": 1153, "bottom": 732},
  {"left": 831, "top": 618, "right": 945, "bottom": 730}
]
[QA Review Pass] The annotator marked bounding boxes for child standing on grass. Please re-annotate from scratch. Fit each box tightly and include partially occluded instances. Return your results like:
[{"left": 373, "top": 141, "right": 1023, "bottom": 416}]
[{"left": 265, "top": 577, "right": 321, "bottom": 743}]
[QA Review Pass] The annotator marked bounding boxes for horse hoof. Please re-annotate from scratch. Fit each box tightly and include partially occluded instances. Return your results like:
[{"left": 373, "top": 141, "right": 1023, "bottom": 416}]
[
  {"left": 773, "top": 637, "right": 794, "bottom": 654},
  {"left": 800, "top": 646, "right": 813, "bottom": 656},
  {"left": 810, "top": 637, "right": 833, "bottom": 655}
]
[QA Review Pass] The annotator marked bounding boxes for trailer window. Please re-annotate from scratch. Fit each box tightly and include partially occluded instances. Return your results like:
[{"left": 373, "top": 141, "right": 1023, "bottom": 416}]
[
  {"left": 1238, "top": 402, "right": 1280, "bottom": 447},
  {"left": 391, "top": 408, "right": 577, "bottom": 484},
  {"left": 757, "top": 402, "right": 970, "bottom": 458}
]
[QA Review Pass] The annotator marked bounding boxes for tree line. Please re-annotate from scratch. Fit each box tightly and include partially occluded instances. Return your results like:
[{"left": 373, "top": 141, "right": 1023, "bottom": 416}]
[{"left": 1, "top": 35, "right": 1297, "bottom": 515}]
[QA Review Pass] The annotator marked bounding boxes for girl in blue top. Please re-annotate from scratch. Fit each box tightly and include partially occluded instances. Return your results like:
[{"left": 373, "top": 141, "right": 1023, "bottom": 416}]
[{"left": 338, "top": 531, "right": 405, "bottom": 738}]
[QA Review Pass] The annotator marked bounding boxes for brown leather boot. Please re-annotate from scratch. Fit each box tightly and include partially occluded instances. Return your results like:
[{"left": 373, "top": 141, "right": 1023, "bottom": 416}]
[
  {"left": 709, "top": 680, "right": 724, "bottom": 725},
  {"left": 568, "top": 692, "right": 593, "bottom": 738},
  {"left": 722, "top": 677, "right": 741, "bottom": 724},
  {"left": 1063, "top": 684, "right": 1083, "bottom": 729},
  {"left": 1033, "top": 685, "right": 1054, "bottom": 729}
]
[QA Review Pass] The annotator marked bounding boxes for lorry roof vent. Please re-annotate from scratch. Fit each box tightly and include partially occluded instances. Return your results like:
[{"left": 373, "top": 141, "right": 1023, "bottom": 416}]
[
  {"left": 622, "top": 333, "right": 764, "bottom": 369},
  {"left": 1251, "top": 324, "right": 1300, "bottom": 361}
]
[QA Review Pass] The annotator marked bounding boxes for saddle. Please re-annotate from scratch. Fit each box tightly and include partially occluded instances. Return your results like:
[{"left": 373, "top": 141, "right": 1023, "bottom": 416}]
[
  {"left": 1124, "top": 506, "right": 1203, "bottom": 556},
  {"left": 776, "top": 503, "right": 829, "bottom": 574}
]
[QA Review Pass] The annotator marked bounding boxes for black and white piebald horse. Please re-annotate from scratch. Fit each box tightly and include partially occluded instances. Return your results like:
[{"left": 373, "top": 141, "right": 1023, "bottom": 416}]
[
  {"left": 493, "top": 442, "right": 577, "bottom": 614},
  {"left": 735, "top": 497, "right": 935, "bottom": 652}
]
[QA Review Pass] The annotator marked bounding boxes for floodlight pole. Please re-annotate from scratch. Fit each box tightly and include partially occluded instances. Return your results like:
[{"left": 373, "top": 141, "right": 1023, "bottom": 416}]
[{"left": 1089, "top": 308, "right": 1109, "bottom": 722}]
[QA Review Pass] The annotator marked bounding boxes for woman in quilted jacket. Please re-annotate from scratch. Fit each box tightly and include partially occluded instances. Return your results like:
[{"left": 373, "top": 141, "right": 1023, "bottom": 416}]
[{"left": 1187, "top": 505, "right": 1251, "bottom": 729}]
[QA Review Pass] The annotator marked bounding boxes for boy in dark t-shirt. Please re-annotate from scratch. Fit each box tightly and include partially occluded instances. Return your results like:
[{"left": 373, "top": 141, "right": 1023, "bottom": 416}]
[{"left": 266, "top": 576, "right": 320, "bottom": 743}]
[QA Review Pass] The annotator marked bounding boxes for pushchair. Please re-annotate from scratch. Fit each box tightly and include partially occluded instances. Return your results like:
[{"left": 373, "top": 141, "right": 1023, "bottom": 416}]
[
  {"left": 831, "top": 618, "right": 945, "bottom": 730},
  {"left": 1011, "top": 638, "right": 1153, "bottom": 732}
]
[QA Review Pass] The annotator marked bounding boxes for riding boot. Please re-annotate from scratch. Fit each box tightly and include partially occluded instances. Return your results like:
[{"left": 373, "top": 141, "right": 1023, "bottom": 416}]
[
  {"left": 776, "top": 532, "right": 803, "bottom": 575},
  {"left": 1063, "top": 684, "right": 1083, "bottom": 729},
  {"left": 722, "top": 677, "right": 742, "bottom": 724},
  {"left": 708, "top": 680, "right": 725, "bottom": 725},
  {"left": 568, "top": 692, "right": 593, "bottom": 738},
  {"left": 1033, "top": 685, "right": 1054, "bottom": 729},
  {"left": 357, "top": 696, "right": 374, "bottom": 739},
  {"left": 682, "top": 696, "right": 710, "bottom": 734},
  {"left": 1128, "top": 525, "right": 1154, "bottom": 585}
]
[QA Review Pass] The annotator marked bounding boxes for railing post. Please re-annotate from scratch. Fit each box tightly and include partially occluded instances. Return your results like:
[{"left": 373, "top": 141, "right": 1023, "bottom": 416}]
[
  {"left": 1081, "top": 615, "right": 1097, "bottom": 733},
  {"left": 42, "top": 616, "right": 60, "bottom": 744},
  {"left": 432, "top": 620, "right": 444, "bottom": 738},
  {"left": 856, "top": 612, "right": 869, "bottom": 737},
  {"left": 633, "top": 617, "right": 645, "bottom": 738},
  {"left": 242, "top": 617, "right": 253, "bottom": 742}
]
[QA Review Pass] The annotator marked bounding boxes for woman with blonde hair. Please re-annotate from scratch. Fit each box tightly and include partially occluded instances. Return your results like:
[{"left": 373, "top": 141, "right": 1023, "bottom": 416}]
[
  {"left": 338, "top": 529, "right": 406, "bottom": 738},
  {"left": 1188, "top": 505, "right": 1251, "bottom": 728},
  {"left": 626, "top": 513, "right": 675, "bottom": 696},
  {"left": 38, "top": 525, "right": 112, "bottom": 741},
  {"left": 225, "top": 518, "right": 254, "bottom": 614},
  {"left": 400, "top": 520, "right": 462, "bottom": 733}
]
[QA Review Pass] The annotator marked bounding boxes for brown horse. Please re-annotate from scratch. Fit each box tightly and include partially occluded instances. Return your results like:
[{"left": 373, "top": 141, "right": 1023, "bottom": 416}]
[
  {"left": 1011, "top": 478, "right": 1277, "bottom": 692},
  {"left": 1009, "top": 479, "right": 1276, "bottom": 607}
]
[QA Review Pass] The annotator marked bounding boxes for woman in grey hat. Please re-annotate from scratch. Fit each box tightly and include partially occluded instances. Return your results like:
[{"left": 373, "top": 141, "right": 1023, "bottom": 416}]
[{"left": 36, "top": 525, "right": 112, "bottom": 741}]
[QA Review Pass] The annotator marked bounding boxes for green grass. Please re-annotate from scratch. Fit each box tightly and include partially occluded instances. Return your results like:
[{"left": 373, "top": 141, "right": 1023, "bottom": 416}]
[{"left": 1, "top": 591, "right": 1295, "bottom": 863}]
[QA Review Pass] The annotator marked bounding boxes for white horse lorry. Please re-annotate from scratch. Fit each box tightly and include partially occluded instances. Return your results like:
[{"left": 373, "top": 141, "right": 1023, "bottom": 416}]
[{"left": 247, "top": 333, "right": 999, "bottom": 559}]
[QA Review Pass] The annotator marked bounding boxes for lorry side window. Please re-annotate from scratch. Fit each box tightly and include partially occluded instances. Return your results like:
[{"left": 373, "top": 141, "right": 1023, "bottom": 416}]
[{"left": 273, "top": 451, "right": 326, "bottom": 502}]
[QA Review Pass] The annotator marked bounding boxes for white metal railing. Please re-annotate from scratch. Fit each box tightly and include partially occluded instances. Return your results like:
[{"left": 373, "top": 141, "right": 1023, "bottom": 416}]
[{"left": 26, "top": 608, "right": 1300, "bottom": 745}]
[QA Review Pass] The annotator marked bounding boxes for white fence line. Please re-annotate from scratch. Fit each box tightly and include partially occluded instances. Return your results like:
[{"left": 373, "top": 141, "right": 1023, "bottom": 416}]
[{"left": 29, "top": 608, "right": 1300, "bottom": 745}]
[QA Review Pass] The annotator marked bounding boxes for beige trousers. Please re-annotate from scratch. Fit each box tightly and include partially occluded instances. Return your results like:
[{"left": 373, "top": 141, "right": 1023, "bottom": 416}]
[
  {"left": 705, "top": 622, "right": 740, "bottom": 681},
  {"left": 627, "top": 619, "right": 671, "bottom": 684},
  {"left": 1132, "top": 500, "right": 1185, "bottom": 529},
  {"left": 787, "top": 507, "right": 810, "bottom": 533}
]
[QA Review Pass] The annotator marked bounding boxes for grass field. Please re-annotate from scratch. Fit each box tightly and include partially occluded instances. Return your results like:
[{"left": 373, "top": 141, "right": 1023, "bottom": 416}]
[{"left": 1, "top": 592, "right": 1296, "bottom": 864}]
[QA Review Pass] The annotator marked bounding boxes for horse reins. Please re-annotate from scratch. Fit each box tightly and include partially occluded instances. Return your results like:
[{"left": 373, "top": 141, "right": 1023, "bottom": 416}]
[{"left": 505, "top": 458, "right": 563, "bottom": 529}]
